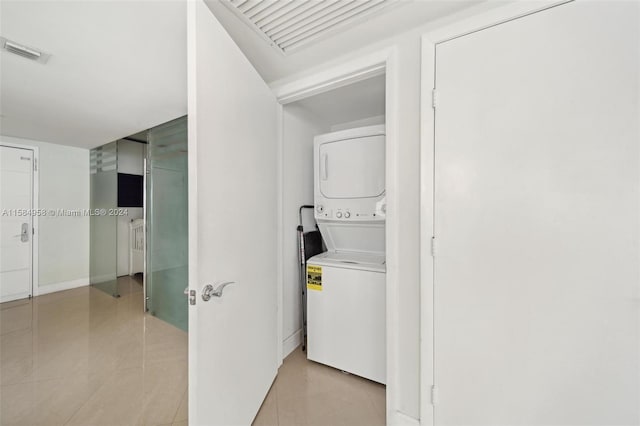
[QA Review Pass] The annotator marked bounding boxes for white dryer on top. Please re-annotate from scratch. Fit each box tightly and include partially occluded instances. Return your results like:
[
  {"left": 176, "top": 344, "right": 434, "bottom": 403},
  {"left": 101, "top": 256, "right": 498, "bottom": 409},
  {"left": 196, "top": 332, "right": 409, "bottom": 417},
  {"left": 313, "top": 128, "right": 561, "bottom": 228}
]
[{"left": 313, "top": 124, "right": 385, "bottom": 255}]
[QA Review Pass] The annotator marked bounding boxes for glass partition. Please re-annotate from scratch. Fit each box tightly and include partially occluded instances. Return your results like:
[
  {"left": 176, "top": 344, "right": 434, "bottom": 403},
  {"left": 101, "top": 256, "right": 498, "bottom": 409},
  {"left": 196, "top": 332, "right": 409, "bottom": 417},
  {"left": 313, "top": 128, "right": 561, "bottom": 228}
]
[
  {"left": 90, "top": 142, "right": 118, "bottom": 296},
  {"left": 146, "top": 116, "right": 188, "bottom": 330}
]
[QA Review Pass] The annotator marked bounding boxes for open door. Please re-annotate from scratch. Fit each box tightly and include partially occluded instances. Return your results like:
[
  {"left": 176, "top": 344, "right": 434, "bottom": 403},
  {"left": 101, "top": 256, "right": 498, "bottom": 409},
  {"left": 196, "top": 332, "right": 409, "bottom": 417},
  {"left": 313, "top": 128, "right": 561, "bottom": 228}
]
[{"left": 187, "top": 1, "right": 279, "bottom": 424}]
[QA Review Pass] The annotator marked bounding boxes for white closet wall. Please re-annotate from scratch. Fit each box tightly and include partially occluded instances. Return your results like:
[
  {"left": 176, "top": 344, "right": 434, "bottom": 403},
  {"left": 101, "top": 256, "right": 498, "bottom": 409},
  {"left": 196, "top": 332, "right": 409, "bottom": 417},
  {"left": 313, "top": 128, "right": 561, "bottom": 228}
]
[{"left": 281, "top": 105, "right": 329, "bottom": 355}]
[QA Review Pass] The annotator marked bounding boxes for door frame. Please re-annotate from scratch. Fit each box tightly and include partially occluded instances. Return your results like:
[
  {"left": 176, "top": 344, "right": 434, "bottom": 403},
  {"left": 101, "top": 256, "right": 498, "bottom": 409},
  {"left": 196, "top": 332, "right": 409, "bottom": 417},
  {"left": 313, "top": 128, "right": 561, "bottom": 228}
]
[
  {"left": 419, "top": 1, "right": 573, "bottom": 425},
  {"left": 0, "top": 141, "right": 39, "bottom": 299},
  {"left": 272, "top": 46, "right": 400, "bottom": 424}
]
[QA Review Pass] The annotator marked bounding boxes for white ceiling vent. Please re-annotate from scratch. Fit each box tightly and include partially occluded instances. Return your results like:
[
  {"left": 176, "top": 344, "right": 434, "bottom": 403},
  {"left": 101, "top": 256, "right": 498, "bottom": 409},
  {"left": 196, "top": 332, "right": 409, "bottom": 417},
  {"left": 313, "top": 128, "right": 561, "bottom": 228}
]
[
  {"left": 221, "top": 0, "right": 397, "bottom": 55},
  {"left": 0, "top": 37, "right": 50, "bottom": 64}
]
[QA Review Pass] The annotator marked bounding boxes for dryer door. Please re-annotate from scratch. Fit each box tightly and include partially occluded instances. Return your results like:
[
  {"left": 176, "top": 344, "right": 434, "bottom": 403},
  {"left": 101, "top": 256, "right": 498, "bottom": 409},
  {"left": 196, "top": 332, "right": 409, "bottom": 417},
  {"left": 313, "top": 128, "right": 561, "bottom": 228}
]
[{"left": 318, "top": 135, "right": 385, "bottom": 199}]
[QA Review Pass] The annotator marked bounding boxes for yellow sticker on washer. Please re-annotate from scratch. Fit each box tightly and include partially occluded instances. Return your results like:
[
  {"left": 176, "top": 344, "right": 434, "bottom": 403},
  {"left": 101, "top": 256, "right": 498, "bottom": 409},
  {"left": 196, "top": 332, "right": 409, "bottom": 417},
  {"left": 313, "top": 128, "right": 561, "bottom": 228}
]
[{"left": 307, "top": 265, "right": 322, "bottom": 291}]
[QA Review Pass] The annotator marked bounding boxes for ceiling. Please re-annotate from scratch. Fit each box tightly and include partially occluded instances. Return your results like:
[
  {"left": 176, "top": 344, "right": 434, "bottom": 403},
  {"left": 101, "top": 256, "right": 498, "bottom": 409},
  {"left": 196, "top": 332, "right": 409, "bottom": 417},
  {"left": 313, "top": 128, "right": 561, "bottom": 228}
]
[
  {"left": 205, "top": 0, "right": 486, "bottom": 83},
  {"left": 0, "top": 0, "right": 488, "bottom": 150},
  {"left": 0, "top": 1, "right": 187, "bottom": 149},
  {"left": 292, "top": 73, "right": 385, "bottom": 127},
  {"left": 218, "top": 0, "right": 402, "bottom": 55}
]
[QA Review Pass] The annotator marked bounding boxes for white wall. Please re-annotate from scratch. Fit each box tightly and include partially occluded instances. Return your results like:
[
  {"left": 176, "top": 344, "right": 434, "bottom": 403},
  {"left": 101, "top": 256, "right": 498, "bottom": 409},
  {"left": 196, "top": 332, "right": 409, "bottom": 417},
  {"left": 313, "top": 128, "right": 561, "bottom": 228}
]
[
  {"left": 116, "top": 208, "right": 143, "bottom": 277},
  {"left": 116, "top": 140, "right": 145, "bottom": 277},
  {"left": 331, "top": 114, "right": 385, "bottom": 132},
  {"left": 117, "top": 139, "right": 145, "bottom": 175},
  {"left": 0, "top": 135, "right": 90, "bottom": 294},
  {"left": 281, "top": 104, "right": 328, "bottom": 356}
]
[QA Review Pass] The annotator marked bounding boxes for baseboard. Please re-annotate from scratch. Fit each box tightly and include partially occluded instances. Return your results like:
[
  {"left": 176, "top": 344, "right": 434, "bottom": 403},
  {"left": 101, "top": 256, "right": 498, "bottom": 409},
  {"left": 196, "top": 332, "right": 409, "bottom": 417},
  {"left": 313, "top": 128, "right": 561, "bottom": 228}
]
[
  {"left": 282, "top": 329, "right": 302, "bottom": 359},
  {"left": 388, "top": 411, "right": 421, "bottom": 426},
  {"left": 36, "top": 277, "right": 89, "bottom": 296}
]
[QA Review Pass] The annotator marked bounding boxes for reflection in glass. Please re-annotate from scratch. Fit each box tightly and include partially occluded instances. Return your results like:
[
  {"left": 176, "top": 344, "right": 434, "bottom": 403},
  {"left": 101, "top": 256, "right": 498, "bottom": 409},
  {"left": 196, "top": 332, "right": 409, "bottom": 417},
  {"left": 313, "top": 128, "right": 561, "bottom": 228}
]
[
  {"left": 90, "top": 142, "right": 118, "bottom": 296},
  {"left": 146, "top": 116, "right": 188, "bottom": 330}
]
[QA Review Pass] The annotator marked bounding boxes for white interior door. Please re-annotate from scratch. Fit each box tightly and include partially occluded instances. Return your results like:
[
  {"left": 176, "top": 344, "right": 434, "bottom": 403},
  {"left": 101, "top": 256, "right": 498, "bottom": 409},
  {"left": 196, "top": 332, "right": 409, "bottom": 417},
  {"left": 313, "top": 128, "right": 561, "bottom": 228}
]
[
  {"left": 0, "top": 146, "right": 34, "bottom": 303},
  {"left": 433, "top": 2, "right": 639, "bottom": 425},
  {"left": 187, "top": 1, "right": 279, "bottom": 425}
]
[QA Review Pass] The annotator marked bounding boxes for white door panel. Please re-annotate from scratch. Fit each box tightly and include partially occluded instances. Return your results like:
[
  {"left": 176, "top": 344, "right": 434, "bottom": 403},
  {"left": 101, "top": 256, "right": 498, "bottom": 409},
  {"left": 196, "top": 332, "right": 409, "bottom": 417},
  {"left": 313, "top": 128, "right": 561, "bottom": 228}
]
[
  {"left": 188, "top": 1, "right": 278, "bottom": 425},
  {"left": 1, "top": 270, "right": 30, "bottom": 300},
  {"left": 434, "top": 2, "right": 638, "bottom": 425},
  {"left": 0, "top": 146, "right": 33, "bottom": 303},
  {"left": 1, "top": 173, "right": 31, "bottom": 208},
  {"left": 0, "top": 233, "right": 30, "bottom": 269},
  {"left": 0, "top": 147, "right": 33, "bottom": 172}
]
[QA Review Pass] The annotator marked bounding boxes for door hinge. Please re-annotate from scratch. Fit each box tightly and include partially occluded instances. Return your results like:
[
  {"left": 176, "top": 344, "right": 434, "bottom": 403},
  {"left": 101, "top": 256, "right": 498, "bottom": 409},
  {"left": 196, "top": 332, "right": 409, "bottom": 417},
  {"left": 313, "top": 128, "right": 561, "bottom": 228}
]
[
  {"left": 431, "top": 385, "right": 439, "bottom": 405},
  {"left": 189, "top": 289, "right": 196, "bottom": 305},
  {"left": 431, "top": 236, "right": 436, "bottom": 257},
  {"left": 432, "top": 88, "right": 437, "bottom": 109},
  {"left": 33, "top": 158, "right": 38, "bottom": 171}
]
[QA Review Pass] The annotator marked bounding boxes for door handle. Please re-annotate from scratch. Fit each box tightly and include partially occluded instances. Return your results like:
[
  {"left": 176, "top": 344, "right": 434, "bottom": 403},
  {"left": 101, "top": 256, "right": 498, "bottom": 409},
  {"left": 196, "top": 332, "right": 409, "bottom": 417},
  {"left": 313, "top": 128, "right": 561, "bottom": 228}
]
[
  {"left": 201, "top": 281, "right": 235, "bottom": 301},
  {"left": 321, "top": 154, "right": 328, "bottom": 181},
  {"left": 21, "top": 223, "right": 29, "bottom": 243}
]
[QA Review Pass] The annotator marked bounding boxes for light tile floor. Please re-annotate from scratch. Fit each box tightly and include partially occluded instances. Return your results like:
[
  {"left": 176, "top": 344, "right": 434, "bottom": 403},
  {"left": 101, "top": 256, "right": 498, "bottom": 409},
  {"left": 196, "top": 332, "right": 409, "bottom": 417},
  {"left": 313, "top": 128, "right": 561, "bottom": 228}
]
[
  {"left": 253, "top": 349, "right": 386, "bottom": 426},
  {"left": 1, "top": 276, "right": 188, "bottom": 426},
  {"left": 1, "top": 276, "right": 385, "bottom": 426}
]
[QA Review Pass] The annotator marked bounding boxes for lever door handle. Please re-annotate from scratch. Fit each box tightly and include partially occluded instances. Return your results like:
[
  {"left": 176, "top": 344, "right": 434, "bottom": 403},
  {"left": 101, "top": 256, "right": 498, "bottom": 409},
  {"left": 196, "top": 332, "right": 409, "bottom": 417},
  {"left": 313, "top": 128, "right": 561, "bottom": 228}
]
[
  {"left": 201, "top": 281, "right": 235, "bottom": 301},
  {"left": 21, "top": 223, "right": 29, "bottom": 242}
]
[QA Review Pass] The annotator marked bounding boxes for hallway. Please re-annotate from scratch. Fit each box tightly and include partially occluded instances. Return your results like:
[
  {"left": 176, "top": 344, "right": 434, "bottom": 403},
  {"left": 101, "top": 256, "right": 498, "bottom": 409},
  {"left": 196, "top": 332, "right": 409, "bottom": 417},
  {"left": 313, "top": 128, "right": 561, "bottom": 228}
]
[
  {"left": 1, "top": 277, "right": 385, "bottom": 426},
  {"left": 0, "top": 277, "right": 188, "bottom": 425}
]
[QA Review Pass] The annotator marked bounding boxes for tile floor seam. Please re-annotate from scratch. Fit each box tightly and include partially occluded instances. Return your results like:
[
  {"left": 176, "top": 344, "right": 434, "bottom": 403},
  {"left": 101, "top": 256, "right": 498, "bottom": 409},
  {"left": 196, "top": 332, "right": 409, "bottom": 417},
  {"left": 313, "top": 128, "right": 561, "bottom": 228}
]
[
  {"left": 61, "top": 373, "right": 111, "bottom": 426},
  {"left": 172, "top": 387, "right": 188, "bottom": 423},
  {"left": 0, "top": 326, "right": 34, "bottom": 338}
]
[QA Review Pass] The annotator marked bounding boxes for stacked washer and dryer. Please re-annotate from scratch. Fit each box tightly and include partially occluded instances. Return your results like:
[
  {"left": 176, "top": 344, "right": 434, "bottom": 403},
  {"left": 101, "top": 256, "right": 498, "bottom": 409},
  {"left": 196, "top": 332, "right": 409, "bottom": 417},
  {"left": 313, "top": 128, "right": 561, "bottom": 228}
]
[{"left": 306, "top": 124, "right": 386, "bottom": 384}]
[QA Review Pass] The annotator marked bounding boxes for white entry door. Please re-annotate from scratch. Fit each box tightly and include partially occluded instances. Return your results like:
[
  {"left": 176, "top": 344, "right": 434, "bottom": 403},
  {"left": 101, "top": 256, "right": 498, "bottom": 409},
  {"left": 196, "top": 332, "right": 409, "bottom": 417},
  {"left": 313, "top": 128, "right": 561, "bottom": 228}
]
[
  {"left": 433, "top": 2, "right": 638, "bottom": 425},
  {"left": 187, "top": 1, "right": 279, "bottom": 425},
  {"left": 0, "top": 146, "right": 34, "bottom": 303}
]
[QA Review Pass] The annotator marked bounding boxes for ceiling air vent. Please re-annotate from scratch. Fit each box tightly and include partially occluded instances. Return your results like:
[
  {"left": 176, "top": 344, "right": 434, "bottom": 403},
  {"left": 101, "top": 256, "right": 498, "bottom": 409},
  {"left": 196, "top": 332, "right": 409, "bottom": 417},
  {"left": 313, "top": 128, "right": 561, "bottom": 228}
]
[
  {"left": 221, "top": 0, "right": 397, "bottom": 55},
  {"left": 1, "top": 37, "right": 50, "bottom": 64}
]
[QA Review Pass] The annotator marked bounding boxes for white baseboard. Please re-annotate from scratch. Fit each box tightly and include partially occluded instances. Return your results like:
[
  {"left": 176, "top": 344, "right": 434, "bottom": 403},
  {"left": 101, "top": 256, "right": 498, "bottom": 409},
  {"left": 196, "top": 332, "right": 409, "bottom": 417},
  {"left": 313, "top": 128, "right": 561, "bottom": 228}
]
[
  {"left": 388, "top": 411, "right": 421, "bottom": 426},
  {"left": 36, "top": 277, "right": 89, "bottom": 296},
  {"left": 282, "top": 329, "right": 302, "bottom": 359}
]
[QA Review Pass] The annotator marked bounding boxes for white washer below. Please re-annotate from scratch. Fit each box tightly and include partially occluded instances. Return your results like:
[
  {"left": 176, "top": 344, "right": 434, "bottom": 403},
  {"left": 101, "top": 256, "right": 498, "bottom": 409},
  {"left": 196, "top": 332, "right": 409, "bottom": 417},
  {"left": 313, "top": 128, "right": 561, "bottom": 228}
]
[{"left": 306, "top": 251, "right": 386, "bottom": 384}]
